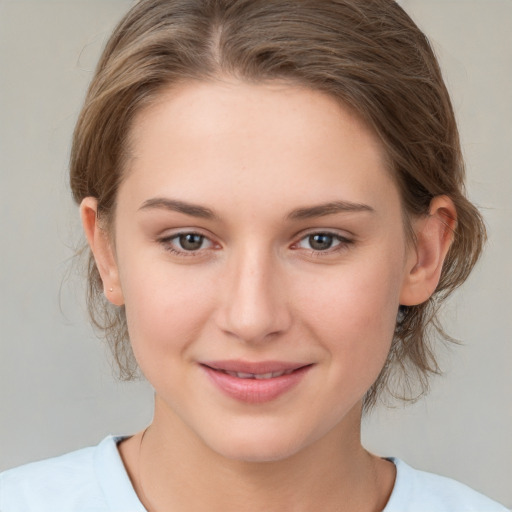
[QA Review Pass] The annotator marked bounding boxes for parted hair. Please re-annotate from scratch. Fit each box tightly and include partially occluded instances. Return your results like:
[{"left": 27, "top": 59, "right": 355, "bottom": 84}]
[{"left": 70, "top": 0, "right": 486, "bottom": 409}]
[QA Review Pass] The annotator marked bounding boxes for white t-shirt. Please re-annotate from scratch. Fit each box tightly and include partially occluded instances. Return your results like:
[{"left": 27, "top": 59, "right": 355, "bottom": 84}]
[{"left": 0, "top": 435, "right": 508, "bottom": 512}]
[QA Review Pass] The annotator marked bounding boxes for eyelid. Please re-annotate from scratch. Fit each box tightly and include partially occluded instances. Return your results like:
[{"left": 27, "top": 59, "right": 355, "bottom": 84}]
[
  {"left": 157, "top": 229, "right": 220, "bottom": 256},
  {"left": 156, "top": 228, "right": 354, "bottom": 257},
  {"left": 290, "top": 229, "right": 354, "bottom": 253}
]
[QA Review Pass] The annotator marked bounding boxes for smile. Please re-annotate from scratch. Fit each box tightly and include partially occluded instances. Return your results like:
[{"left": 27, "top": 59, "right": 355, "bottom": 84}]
[
  {"left": 222, "top": 369, "right": 295, "bottom": 379},
  {"left": 200, "top": 361, "right": 313, "bottom": 403}
]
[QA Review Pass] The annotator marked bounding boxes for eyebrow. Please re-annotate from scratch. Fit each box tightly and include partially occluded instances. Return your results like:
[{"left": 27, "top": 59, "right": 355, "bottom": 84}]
[
  {"left": 138, "top": 197, "right": 374, "bottom": 221},
  {"left": 286, "top": 200, "right": 375, "bottom": 220},
  {"left": 138, "top": 198, "right": 217, "bottom": 219}
]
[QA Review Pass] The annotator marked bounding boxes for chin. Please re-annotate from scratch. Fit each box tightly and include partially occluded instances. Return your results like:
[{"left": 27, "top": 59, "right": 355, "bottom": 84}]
[{"left": 202, "top": 423, "right": 318, "bottom": 464}]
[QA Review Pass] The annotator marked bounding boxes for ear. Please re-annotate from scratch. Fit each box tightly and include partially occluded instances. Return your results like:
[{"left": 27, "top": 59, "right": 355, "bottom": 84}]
[
  {"left": 399, "top": 196, "right": 457, "bottom": 306},
  {"left": 80, "top": 197, "right": 124, "bottom": 306}
]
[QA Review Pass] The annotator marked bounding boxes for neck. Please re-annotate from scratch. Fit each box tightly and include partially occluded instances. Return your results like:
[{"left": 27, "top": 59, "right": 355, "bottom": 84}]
[{"left": 119, "top": 397, "right": 395, "bottom": 512}]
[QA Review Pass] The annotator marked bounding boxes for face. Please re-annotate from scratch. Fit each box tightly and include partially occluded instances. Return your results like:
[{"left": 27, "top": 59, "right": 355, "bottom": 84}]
[{"left": 100, "top": 80, "right": 417, "bottom": 462}]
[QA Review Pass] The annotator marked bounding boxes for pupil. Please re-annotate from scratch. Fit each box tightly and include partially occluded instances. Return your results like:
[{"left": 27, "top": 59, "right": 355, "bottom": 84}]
[
  {"left": 309, "top": 234, "right": 333, "bottom": 250},
  {"left": 179, "top": 233, "right": 203, "bottom": 250}
]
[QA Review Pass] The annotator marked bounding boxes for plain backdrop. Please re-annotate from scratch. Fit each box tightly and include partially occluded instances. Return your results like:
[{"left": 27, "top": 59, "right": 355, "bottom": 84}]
[{"left": 0, "top": 0, "right": 511, "bottom": 507}]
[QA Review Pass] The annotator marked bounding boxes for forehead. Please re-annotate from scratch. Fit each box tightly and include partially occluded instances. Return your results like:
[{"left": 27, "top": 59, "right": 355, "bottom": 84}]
[{"left": 121, "top": 79, "right": 400, "bottom": 218}]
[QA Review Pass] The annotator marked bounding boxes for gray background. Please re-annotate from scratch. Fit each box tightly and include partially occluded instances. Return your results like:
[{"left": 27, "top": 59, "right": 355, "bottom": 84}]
[{"left": 0, "top": 0, "right": 511, "bottom": 507}]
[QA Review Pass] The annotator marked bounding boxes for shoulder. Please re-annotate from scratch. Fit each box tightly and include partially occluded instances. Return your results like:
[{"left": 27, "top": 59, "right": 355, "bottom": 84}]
[
  {"left": 0, "top": 441, "right": 102, "bottom": 511},
  {"left": 0, "top": 435, "right": 144, "bottom": 512},
  {"left": 385, "top": 458, "right": 509, "bottom": 512}
]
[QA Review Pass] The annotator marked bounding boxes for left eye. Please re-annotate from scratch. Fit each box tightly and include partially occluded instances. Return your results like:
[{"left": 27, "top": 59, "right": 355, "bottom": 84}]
[{"left": 296, "top": 233, "right": 347, "bottom": 251}]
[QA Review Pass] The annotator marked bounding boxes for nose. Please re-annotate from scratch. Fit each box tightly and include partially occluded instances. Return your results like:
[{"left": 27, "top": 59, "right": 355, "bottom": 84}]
[{"left": 215, "top": 246, "right": 292, "bottom": 344}]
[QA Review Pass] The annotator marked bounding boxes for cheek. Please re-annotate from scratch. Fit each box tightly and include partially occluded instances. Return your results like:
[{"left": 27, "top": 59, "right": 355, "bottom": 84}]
[
  {"left": 296, "top": 253, "right": 403, "bottom": 373},
  {"left": 118, "top": 255, "right": 216, "bottom": 365}
]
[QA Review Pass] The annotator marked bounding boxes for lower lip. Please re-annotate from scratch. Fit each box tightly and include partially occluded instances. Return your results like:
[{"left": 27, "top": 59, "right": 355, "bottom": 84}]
[{"left": 201, "top": 365, "right": 312, "bottom": 404}]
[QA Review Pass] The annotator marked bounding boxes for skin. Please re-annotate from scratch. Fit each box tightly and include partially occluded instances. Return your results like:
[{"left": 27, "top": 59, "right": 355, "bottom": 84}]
[{"left": 81, "top": 80, "right": 456, "bottom": 511}]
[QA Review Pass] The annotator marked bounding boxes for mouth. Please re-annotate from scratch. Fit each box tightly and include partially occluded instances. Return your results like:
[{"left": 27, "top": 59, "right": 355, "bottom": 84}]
[
  {"left": 200, "top": 360, "right": 313, "bottom": 403},
  {"left": 214, "top": 368, "right": 297, "bottom": 380}
]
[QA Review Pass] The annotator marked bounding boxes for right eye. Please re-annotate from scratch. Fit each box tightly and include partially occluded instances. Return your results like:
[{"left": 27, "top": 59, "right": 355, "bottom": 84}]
[{"left": 159, "top": 232, "right": 215, "bottom": 256}]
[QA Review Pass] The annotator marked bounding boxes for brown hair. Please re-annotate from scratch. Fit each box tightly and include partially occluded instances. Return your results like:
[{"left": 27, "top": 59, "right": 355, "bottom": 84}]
[{"left": 70, "top": 0, "right": 486, "bottom": 409}]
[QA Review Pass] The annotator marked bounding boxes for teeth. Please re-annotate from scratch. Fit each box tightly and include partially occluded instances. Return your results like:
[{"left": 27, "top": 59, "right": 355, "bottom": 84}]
[
  {"left": 224, "top": 370, "right": 243, "bottom": 378},
  {"left": 223, "top": 369, "right": 295, "bottom": 379},
  {"left": 254, "top": 372, "right": 274, "bottom": 380}
]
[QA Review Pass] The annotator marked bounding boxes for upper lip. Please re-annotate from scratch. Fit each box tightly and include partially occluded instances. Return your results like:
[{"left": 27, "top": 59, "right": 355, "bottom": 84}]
[{"left": 201, "top": 360, "right": 311, "bottom": 374}]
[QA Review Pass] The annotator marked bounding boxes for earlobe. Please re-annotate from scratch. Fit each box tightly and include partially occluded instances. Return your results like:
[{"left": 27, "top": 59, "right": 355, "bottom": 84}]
[
  {"left": 399, "top": 196, "right": 457, "bottom": 306},
  {"left": 80, "top": 197, "right": 124, "bottom": 306}
]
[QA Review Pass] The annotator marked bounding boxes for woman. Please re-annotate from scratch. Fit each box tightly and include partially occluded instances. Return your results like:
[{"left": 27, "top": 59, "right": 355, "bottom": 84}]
[{"left": 1, "top": 0, "right": 508, "bottom": 510}]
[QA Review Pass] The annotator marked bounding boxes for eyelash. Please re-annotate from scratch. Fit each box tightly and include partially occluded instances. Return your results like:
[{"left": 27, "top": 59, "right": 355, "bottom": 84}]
[
  {"left": 159, "top": 232, "right": 214, "bottom": 257},
  {"left": 158, "top": 231, "right": 354, "bottom": 257},
  {"left": 292, "top": 232, "right": 354, "bottom": 255}
]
